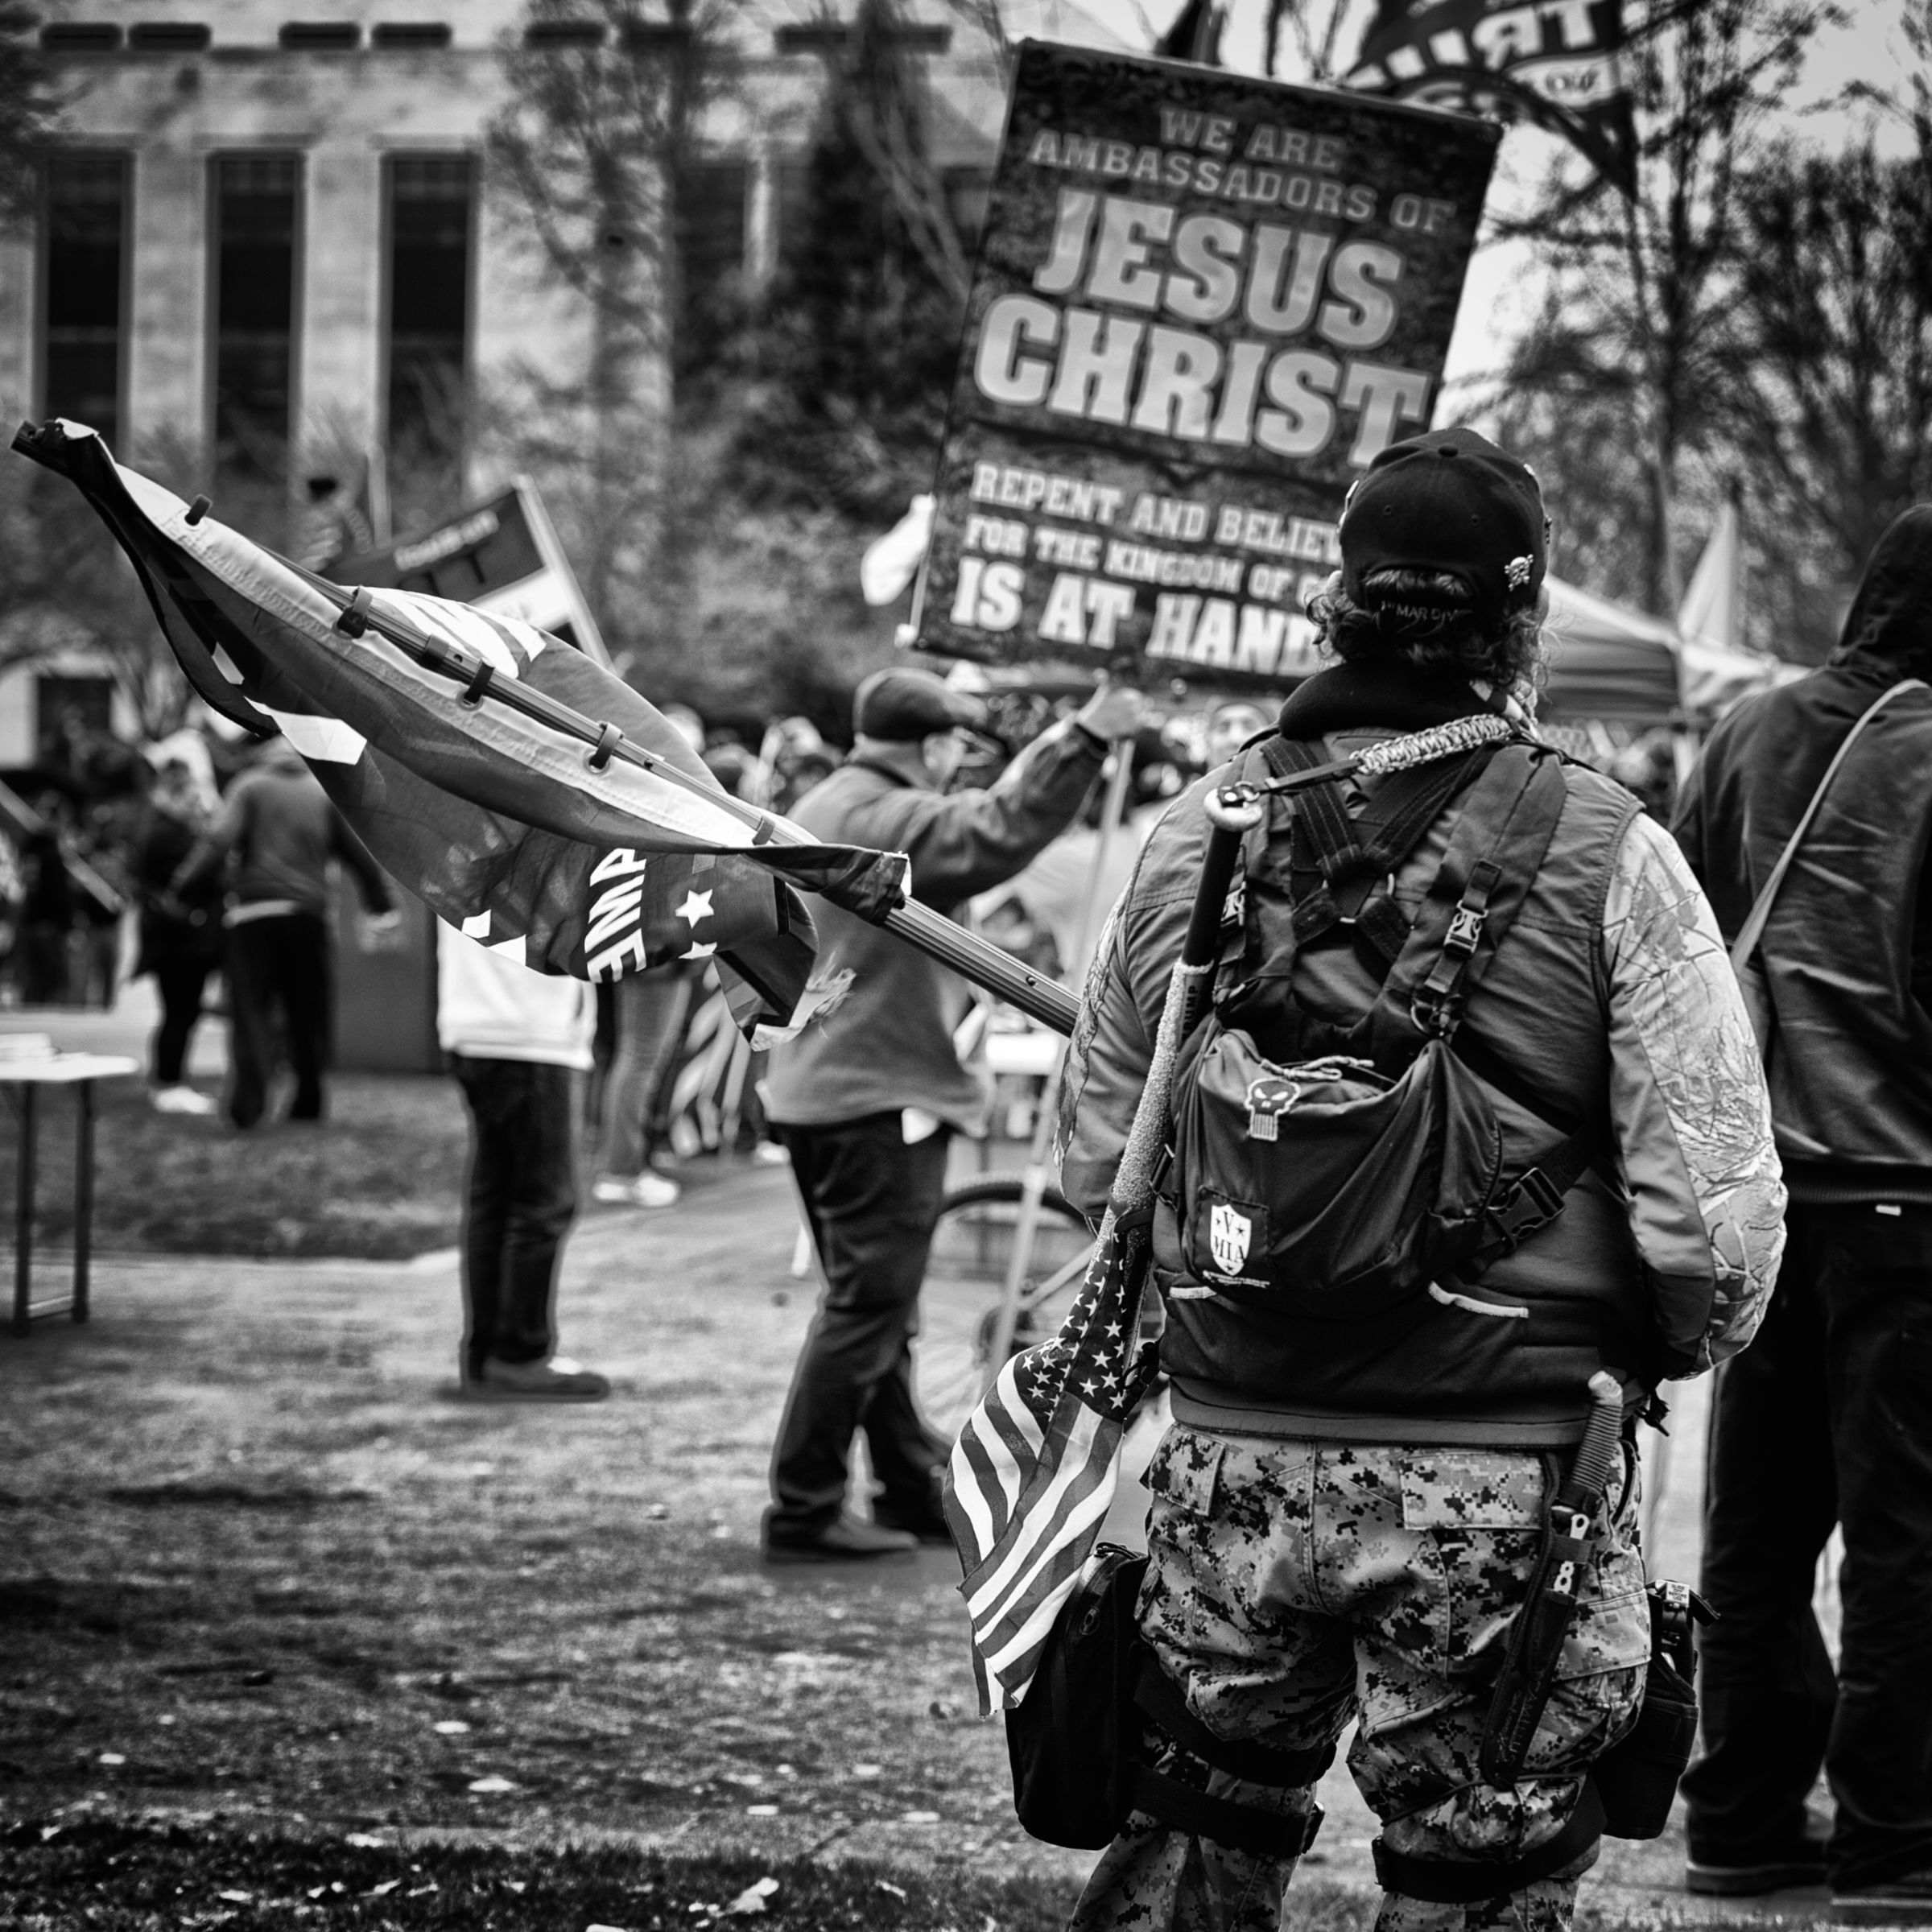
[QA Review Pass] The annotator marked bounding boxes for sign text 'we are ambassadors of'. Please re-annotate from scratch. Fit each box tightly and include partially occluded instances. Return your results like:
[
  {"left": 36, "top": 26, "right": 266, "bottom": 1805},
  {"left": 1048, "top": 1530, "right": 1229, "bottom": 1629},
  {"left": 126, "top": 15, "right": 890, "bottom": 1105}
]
[{"left": 913, "top": 44, "right": 1500, "bottom": 691}]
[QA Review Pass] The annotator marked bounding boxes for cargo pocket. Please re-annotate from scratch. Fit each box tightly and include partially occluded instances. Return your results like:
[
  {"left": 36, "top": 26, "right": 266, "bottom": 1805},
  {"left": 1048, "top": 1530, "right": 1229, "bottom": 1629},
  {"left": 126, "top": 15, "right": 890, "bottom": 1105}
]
[
  {"left": 1145, "top": 1427, "right": 1223, "bottom": 1519},
  {"left": 1398, "top": 1447, "right": 1547, "bottom": 1675}
]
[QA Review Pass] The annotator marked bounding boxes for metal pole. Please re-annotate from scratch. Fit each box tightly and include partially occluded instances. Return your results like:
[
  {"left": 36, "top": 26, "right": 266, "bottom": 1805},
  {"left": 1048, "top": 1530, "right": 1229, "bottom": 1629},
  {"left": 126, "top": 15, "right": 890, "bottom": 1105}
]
[
  {"left": 73, "top": 1080, "right": 94, "bottom": 1323},
  {"left": 980, "top": 748, "right": 1136, "bottom": 1386},
  {"left": 13, "top": 1085, "right": 35, "bottom": 1334}
]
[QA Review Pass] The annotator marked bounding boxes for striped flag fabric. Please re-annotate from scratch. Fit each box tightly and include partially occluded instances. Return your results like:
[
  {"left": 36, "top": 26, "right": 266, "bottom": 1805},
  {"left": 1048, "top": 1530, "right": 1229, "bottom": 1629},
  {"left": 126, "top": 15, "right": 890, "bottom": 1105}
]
[
  {"left": 15, "top": 419, "right": 909, "bottom": 1036},
  {"left": 944, "top": 1201, "right": 1164, "bottom": 1714}
]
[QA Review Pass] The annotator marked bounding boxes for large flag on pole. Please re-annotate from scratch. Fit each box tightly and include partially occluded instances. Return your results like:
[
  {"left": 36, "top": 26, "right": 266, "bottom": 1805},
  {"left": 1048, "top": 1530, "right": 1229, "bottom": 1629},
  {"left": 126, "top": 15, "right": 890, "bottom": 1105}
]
[
  {"left": 14, "top": 419, "right": 909, "bottom": 1037},
  {"left": 1344, "top": 0, "right": 1637, "bottom": 196}
]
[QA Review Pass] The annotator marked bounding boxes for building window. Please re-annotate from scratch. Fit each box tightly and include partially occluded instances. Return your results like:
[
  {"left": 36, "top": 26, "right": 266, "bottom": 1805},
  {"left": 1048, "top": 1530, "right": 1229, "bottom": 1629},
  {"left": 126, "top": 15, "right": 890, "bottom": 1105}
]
[
  {"left": 386, "top": 155, "right": 473, "bottom": 483},
  {"left": 127, "top": 23, "right": 213, "bottom": 51},
  {"left": 279, "top": 22, "right": 361, "bottom": 48},
  {"left": 41, "top": 153, "right": 128, "bottom": 444},
  {"left": 676, "top": 161, "right": 748, "bottom": 366},
  {"left": 371, "top": 23, "right": 453, "bottom": 48},
  {"left": 524, "top": 19, "right": 605, "bottom": 45},
  {"left": 211, "top": 154, "right": 300, "bottom": 484},
  {"left": 39, "top": 23, "right": 122, "bottom": 52},
  {"left": 772, "top": 21, "right": 951, "bottom": 52}
]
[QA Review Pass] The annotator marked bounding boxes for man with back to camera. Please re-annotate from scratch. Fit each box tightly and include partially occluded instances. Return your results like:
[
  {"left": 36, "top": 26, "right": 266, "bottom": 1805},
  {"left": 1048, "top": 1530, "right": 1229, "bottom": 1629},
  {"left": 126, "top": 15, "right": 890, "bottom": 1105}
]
[
  {"left": 172, "top": 733, "right": 396, "bottom": 1128},
  {"left": 1056, "top": 428, "right": 1785, "bottom": 1932},
  {"left": 439, "top": 922, "right": 606, "bottom": 1401},
  {"left": 762, "top": 667, "right": 1144, "bottom": 1563},
  {"left": 1672, "top": 508, "right": 1932, "bottom": 1918}
]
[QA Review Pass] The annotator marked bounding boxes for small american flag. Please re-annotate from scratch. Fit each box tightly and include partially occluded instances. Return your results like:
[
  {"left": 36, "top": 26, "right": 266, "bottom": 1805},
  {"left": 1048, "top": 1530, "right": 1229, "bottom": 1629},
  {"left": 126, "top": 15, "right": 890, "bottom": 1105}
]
[{"left": 943, "top": 1201, "right": 1163, "bottom": 1714}]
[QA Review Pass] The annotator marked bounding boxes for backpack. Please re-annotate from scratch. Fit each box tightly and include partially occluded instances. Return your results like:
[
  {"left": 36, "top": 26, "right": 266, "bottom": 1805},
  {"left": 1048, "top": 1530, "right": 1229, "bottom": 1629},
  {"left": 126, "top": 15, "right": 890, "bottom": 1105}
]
[{"left": 1166, "top": 733, "right": 1603, "bottom": 1322}]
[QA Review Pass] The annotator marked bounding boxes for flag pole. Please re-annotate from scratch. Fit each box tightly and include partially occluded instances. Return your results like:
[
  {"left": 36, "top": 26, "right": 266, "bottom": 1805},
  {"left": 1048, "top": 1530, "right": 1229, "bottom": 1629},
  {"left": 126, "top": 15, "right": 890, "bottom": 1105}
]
[{"left": 303, "top": 576, "right": 1084, "bottom": 1036}]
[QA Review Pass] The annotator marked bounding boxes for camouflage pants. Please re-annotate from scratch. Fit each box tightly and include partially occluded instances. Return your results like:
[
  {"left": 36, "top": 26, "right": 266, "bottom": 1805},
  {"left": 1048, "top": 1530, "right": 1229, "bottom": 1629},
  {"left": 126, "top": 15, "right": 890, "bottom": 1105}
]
[{"left": 1069, "top": 1429, "right": 1649, "bottom": 1932}]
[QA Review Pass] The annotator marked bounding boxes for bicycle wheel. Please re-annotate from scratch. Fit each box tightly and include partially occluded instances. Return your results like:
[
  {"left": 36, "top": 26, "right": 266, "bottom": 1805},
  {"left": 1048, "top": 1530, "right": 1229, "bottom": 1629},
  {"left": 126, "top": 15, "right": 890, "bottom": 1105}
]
[{"left": 917, "top": 1172, "right": 1096, "bottom": 1442}]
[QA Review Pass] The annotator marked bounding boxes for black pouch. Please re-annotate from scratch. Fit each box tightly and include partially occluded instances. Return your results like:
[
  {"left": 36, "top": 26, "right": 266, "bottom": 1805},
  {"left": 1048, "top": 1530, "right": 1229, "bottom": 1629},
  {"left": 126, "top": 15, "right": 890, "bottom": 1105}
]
[
  {"left": 1172, "top": 1026, "right": 1509, "bottom": 1317},
  {"left": 1004, "top": 1545, "right": 1146, "bottom": 1849},
  {"left": 1596, "top": 1579, "right": 1711, "bottom": 1840}
]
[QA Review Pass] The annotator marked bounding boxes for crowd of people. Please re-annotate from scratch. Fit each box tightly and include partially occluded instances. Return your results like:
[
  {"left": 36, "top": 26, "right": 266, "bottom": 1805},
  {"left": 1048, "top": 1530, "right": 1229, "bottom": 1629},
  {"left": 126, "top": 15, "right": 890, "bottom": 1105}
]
[{"left": 10, "top": 431, "right": 1931, "bottom": 1930}]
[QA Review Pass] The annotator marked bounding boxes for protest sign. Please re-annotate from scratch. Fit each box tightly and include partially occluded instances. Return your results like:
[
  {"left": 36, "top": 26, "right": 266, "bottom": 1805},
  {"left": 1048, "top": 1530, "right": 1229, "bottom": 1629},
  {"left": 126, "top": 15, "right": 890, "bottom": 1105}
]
[
  {"left": 913, "top": 43, "right": 1499, "bottom": 691},
  {"left": 328, "top": 477, "right": 613, "bottom": 667}
]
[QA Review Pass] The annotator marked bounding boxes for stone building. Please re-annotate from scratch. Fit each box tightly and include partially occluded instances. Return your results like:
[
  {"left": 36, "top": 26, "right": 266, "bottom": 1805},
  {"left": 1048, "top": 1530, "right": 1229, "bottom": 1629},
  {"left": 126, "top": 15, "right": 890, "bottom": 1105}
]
[{"left": 0, "top": 0, "right": 1125, "bottom": 763}]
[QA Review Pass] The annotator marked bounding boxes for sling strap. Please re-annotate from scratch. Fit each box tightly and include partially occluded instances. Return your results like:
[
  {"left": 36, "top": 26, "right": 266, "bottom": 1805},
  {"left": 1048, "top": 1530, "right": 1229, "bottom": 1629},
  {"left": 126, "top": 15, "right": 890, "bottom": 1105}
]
[
  {"left": 1372, "top": 1778, "right": 1606, "bottom": 1902},
  {"left": 1366, "top": 741, "right": 1571, "bottom": 1068},
  {"left": 1121, "top": 1764, "right": 1326, "bottom": 1859},
  {"left": 1133, "top": 1650, "right": 1337, "bottom": 1788},
  {"left": 1261, "top": 736, "right": 1498, "bottom": 972},
  {"left": 1116, "top": 1652, "right": 1335, "bottom": 1858},
  {"left": 1728, "top": 678, "right": 1929, "bottom": 978}
]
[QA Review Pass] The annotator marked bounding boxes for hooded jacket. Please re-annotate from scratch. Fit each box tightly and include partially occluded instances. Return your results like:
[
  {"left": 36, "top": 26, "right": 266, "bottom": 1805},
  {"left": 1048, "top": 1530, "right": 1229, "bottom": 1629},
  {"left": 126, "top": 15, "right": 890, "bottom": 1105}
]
[{"left": 1673, "top": 507, "right": 1932, "bottom": 1205}]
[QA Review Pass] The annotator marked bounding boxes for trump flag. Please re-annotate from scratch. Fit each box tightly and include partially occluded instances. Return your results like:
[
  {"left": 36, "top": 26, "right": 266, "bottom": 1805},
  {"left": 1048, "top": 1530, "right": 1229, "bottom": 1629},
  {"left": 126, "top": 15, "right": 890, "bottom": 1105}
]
[{"left": 14, "top": 419, "right": 910, "bottom": 1037}]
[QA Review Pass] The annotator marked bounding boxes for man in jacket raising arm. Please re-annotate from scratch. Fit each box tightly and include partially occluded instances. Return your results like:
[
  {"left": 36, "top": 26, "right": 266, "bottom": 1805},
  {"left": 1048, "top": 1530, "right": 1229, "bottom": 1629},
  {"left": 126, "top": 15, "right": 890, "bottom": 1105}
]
[{"left": 763, "top": 668, "right": 1143, "bottom": 1563}]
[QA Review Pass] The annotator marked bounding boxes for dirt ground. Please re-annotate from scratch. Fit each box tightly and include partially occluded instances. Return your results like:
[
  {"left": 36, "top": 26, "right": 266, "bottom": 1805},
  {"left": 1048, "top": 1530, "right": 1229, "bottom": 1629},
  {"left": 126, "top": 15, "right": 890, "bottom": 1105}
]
[
  {"left": 0, "top": 1158, "right": 1839, "bottom": 1929},
  {"left": 0, "top": 1162, "right": 1102, "bottom": 1878}
]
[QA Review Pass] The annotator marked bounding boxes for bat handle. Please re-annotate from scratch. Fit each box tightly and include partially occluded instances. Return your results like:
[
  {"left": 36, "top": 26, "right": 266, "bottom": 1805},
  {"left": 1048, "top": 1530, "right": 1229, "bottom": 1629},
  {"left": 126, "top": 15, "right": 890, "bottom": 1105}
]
[
  {"left": 1558, "top": 1370, "right": 1627, "bottom": 1521},
  {"left": 1179, "top": 785, "right": 1262, "bottom": 973}
]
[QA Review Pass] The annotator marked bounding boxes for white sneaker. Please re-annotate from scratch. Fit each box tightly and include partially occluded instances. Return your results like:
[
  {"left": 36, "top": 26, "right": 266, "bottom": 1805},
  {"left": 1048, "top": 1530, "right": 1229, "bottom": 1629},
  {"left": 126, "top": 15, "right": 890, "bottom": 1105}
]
[
  {"left": 151, "top": 1084, "right": 217, "bottom": 1116},
  {"left": 592, "top": 1171, "right": 682, "bottom": 1209}
]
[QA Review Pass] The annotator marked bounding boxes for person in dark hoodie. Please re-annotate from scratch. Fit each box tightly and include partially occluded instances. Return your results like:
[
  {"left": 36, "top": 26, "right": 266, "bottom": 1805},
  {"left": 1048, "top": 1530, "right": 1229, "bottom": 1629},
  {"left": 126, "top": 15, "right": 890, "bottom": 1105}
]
[{"left": 1672, "top": 507, "right": 1932, "bottom": 1917}]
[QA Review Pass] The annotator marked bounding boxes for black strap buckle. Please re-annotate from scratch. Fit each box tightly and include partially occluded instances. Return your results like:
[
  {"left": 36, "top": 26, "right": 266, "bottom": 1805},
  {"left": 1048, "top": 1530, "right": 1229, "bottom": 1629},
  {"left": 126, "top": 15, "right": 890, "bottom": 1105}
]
[
  {"left": 1445, "top": 903, "right": 1485, "bottom": 955},
  {"left": 1511, "top": 1165, "right": 1567, "bottom": 1224},
  {"left": 1469, "top": 1166, "right": 1570, "bottom": 1268}
]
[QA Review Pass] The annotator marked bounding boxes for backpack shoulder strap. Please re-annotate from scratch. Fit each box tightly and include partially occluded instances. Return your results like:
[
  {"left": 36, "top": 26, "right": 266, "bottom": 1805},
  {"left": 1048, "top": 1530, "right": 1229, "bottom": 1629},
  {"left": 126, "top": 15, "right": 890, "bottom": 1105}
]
[
  {"left": 1730, "top": 676, "right": 1929, "bottom": 974},
  {"left": 1369, "top": 741, "right": 1568, "bottom": 1071}
]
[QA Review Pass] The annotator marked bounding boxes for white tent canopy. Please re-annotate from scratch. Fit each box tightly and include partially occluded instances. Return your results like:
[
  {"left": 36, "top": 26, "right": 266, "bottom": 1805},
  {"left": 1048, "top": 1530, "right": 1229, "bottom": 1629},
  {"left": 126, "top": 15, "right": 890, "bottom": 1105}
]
[{"left": 1542, "top": 573, "right": 1798, "bottom": 725}]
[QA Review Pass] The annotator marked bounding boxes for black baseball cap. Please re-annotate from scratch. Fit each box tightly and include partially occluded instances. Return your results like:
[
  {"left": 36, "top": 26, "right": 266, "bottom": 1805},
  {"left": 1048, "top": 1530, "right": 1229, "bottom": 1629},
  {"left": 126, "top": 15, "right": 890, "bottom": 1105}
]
[
  {"left": 852, "top": 667, "right": 987, "bottom": 742},
  {"left": 1339, "top": 427, "right": 1549, "bottom": 633}
]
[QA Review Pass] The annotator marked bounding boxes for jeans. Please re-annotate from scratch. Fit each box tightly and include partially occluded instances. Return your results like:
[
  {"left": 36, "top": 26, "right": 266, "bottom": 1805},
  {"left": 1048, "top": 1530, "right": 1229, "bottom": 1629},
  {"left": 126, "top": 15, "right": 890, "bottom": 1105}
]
[
  {"left": 150, "top": 955, "right": 215, "bottom": 1085},
  {"left": 452, "top": 1056, "right": 580, "bottom": 1381},
  {"left": 597, "top": 966, "right": 691, "bottom": 1177},
  {"left": 1683, "top": 1201, "right": 1932, "bottom": 1889},
  {"left": 768, "top": 1113, "right": 952, "bottom": 1540},
  {"left": 225, "top": 912, "right": 332, "bottom": 1129}
]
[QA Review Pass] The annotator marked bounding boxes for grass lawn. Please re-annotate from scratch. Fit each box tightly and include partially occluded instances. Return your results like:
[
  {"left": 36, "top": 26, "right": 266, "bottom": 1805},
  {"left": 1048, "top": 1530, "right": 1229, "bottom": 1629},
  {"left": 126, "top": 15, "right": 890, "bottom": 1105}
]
[
  {"left": 0, "top": 1818, "right": 1101, "bottom": 1930},
  {"left": 0, "top": 1074, "right": 469, "bottom": 1260},
  {"left": 0, "top": 1164, "right": 1832, "bottom": 1932}
]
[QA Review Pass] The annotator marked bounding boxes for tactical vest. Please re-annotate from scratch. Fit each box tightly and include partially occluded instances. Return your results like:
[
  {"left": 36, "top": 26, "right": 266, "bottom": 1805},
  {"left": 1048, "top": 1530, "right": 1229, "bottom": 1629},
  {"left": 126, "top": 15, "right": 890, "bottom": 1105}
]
[{"left": 1158, "top": 733, "right": 1649, "bottom": 1448}]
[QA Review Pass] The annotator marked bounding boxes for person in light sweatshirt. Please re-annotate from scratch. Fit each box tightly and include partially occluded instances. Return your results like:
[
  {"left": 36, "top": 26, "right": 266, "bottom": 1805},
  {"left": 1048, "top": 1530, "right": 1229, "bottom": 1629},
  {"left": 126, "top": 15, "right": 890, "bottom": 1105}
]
[{"left": 437, "top": 924, "right": 605, "bottom": 1401}]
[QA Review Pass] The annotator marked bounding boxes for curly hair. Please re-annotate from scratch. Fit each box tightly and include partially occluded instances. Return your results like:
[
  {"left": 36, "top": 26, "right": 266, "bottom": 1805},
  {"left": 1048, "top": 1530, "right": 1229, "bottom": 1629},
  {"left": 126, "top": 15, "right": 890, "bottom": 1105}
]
[{"left": 1306, "top": 568, "right": 1547, "bottom": 693}]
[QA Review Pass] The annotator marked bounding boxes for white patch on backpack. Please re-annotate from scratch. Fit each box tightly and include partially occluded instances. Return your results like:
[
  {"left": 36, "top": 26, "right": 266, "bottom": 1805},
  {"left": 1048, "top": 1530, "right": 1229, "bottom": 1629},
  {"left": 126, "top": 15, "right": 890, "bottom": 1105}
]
[
  {"left": 1245, "top": 1075, "right": 1302, "bottom": 1141},
  {"left": 1208, "top": 1203, "right": 1253, "bottom": 1276},
  {"left": 1243, "top": 1058, "right": 1370, "bottom": 1141}
]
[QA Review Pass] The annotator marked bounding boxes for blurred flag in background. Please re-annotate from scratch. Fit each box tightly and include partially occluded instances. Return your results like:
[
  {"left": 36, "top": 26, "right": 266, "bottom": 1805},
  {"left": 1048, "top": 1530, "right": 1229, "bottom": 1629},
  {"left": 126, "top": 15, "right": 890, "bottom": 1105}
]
[{"left": 1346, "top": 0, "right": 1637, "bottom": 196}]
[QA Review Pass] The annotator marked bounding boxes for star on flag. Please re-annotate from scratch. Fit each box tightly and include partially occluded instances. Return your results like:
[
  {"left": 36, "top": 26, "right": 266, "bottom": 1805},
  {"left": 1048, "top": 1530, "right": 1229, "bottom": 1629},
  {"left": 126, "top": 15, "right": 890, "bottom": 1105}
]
[{"left": 675, "top": 889, "right": 715, "bottom": 927}]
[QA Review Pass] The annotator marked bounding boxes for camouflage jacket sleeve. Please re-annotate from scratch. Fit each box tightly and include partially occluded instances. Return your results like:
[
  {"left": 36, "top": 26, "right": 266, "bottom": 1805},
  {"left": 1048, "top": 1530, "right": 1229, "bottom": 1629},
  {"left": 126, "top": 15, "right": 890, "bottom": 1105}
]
[
  {"left": 1055, "top": 780, "right": 1212, "bottom": 1220},
  {"left": 1601, "top": 811, "right": 1785, "bottom": 1377}
]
